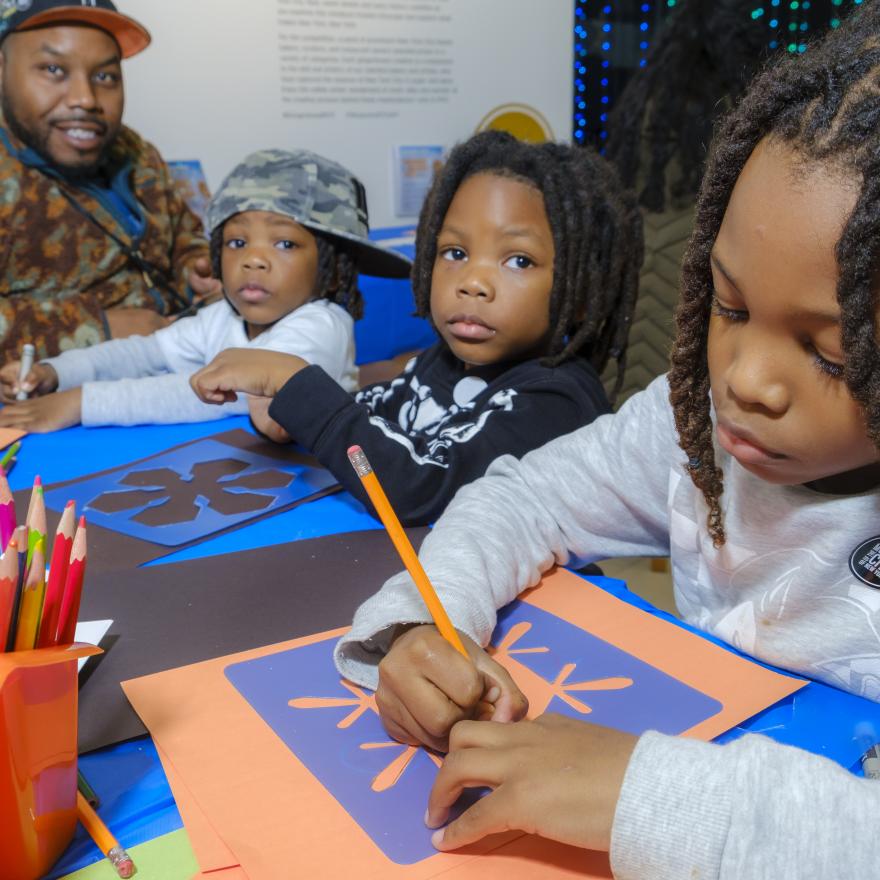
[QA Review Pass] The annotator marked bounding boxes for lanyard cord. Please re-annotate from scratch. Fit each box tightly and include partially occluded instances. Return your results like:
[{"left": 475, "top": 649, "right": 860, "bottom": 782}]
[{"left": 54, "top": 183, "right": 191, "bottom": 312}]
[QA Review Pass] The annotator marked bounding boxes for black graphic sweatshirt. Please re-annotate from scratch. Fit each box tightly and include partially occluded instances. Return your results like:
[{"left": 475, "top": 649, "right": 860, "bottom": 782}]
[{"left": 268, "top": 341, "right": 611, "bottom": 524}]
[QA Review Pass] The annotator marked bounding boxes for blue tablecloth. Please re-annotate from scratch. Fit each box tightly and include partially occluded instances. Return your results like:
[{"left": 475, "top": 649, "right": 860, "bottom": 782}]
[{"left": 10, "top": 417, "right": 876, "bottom": 879}]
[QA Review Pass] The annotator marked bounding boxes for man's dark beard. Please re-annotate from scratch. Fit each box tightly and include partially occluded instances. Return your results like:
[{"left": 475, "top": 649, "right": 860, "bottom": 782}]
[{"left": 1, "top": 90, "right": 113, "bottom": 179}]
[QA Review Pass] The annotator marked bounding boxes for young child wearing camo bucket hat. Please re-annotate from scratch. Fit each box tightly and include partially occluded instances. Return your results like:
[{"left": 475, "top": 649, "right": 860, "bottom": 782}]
[
  {"left": 192, "top": 132, "right": 643, "bottom": 525},
  {"left": 0, "top": 148, "right": 411, "bottom": 430}
]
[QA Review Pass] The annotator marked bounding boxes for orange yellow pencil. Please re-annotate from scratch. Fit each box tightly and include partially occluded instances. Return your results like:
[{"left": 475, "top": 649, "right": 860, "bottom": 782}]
[
  {"left": 76, "top": 791, "right": 135, "bottom": 878},
  {"left": 347, "top": 445, "right": 468, "bottom": 659},
  {"left": 13, "top": 537, "right": 44, "bottom": 651}
]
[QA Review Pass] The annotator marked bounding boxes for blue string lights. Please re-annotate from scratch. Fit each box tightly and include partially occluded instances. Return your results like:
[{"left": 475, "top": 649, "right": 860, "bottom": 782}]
[
  {"left": 573, "top": 3, "right": 588, "bottom": 144},
  {"left": 572, "top": 1, "right": 864, "bottom": 147}
]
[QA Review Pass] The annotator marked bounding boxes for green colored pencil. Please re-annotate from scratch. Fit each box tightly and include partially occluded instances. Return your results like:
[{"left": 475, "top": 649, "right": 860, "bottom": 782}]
[{"left": 0, "top": 441, "right": 21, "bottom": 471}]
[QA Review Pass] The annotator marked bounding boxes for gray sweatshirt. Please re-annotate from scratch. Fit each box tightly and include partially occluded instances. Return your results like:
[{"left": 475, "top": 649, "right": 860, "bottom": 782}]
[
  {"left": 45, "top": 299, "right": 358, "bottom": 426},
  {"left": 335, "top": 374, "right": 880, "bottom": 880}
]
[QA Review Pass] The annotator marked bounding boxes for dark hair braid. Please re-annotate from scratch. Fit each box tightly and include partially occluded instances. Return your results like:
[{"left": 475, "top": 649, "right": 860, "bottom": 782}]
[
  {"left": 606, "top": 0, "right": 774, "bottom": 212},
  {"left": 670, "top": 4, "right": 880, "bottom": 546},
  {"left": 410, "top": 130, "right": 643, "bottom": 402},
  {"left": 210, "top": 224, "right": 363, "bottom": 319}
]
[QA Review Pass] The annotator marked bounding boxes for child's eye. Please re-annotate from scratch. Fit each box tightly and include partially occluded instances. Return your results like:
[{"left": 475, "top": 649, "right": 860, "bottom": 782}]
[
  {"left": 275, "top": 240, "right": 297, "bottom": 250},
  {"left": 710, "top": 294, "right": 748, "bottom": 322},
  {"left": 224, "top": 238, "right": 246, "bottom": 249},
  {"left": 806, "top": 343, "right": 845, "bottom": 379},
  {"left": 504, "top": 255, "right": 534, "bottom": 270},
  {"left": 440, "top": 247, "right": 466, "bottom": 262}
]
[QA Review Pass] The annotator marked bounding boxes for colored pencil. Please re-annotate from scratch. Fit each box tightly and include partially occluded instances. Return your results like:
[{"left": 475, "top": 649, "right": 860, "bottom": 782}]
[
  {"left": 0, "top": 440, "right": 21, "bottom": 472},
  {"left": 77, "top": 769, "right": 101, "bottom": 809},
  {"left": 346, "top": 445, "right": 468, "bottom": 658},
  {"left": 25, "top": 475, "right": 46, "bottom": 572},
  {"left": 5, "top": 526, "right": 27, "bottom": 652},
  {"left": 13, "top": 538, "right": 44, "bottom": 651},
  {"left": 0, "top": 466, "right": 15, "bottom": 552},
  {"left": 56, "top": 517, "right": 87, "bottom": 646},
  {"left": 37, "top": 501, "right": 75, "bottom": 648},
  {"left": 0, "top": 538, "right": 19, "bottom": 650},
  {"left": 76, "top": 792, "right": 135, "bottom": 879}
]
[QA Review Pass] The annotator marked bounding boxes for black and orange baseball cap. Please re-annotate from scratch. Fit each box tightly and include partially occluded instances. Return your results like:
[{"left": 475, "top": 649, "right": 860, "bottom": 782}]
[{"left": 0, "top": 1, "right": 151, "bottom": 58}]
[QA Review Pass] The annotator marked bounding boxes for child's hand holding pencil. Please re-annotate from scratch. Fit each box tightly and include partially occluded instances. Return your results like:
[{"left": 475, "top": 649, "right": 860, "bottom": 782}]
[
  {"left": 346, "top": 445, "right": 528, "bottom": 754},
  {"left": 377, "top": 623, "right": 528, "bottom": 753}
]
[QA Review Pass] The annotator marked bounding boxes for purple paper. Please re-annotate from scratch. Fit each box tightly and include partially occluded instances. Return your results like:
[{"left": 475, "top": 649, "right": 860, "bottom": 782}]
[
  {"left": 225, "top": 599, "right": 721, "bottom": 865},
  {"left": 43, "top": 438, "right": 336, "bottom": 547}
]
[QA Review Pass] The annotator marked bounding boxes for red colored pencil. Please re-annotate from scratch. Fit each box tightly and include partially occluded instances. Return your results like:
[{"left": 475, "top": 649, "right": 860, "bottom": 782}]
[
  {"left": 0, "top": 467, "right": 15, "bottom": 553},
  {"left": 37, "top": 501, "right": 76, "bottom": 649},
  {"left": 0, "top": 538, "right": 19, "bottom": 651},
  {"left": 56, "top": 517, "right": 87, "bottom": 646}
]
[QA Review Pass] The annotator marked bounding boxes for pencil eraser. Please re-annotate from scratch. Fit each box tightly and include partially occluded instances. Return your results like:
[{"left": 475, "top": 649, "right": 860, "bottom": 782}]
[{"left": 347, "top": 445, "right": 362, "bottom": 456}]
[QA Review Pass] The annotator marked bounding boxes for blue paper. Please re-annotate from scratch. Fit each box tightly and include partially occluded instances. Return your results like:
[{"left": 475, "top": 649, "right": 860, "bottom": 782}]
[
  {"left": 225, "top": 599, "right": 721, "bottom": 865},
  {"left": 43, "top": 438, "right": 337, "bottom": 546}
]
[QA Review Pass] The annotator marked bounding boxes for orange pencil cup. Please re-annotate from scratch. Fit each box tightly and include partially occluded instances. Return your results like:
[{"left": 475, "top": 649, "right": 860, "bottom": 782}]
[{"left": 0, "top": 644, "right": 101, "bottom": 880}]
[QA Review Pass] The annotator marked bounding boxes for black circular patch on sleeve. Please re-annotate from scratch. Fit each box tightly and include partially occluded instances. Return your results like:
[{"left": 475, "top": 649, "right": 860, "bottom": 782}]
[{"left": 851, "top": 537, "right": 880, "bottom": 588}]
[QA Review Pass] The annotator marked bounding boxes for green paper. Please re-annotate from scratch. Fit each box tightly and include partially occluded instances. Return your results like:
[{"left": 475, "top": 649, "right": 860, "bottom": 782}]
[{"left": 58, "top": 829, "right": 199, "bottom": 880}]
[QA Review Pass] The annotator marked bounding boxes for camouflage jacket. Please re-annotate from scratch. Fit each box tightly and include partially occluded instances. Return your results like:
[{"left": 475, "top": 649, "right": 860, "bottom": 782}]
[{"left": 0, "top": 117, "right": 209, "bottom": 361}]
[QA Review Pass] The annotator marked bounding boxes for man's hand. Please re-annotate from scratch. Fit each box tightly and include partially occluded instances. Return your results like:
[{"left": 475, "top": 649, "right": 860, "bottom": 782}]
[
  {"left": 248, "top": 396, "right": 292, "bottom": 444},
  {"left": 105, "top": 307, "right": 170, "bottom": 338},
  {"left": 191, "top": 349, "right": 310, "bottom": 405},
  {"left": 376, "top": 624, "right": 528, "bottom": 753},
  {"left": 186, "top": 256, "right": 223, "bottom": 303},
  {"left": 427, "top": 715, "right": 637, "bottom": 854},
  {"left": 0, "top": 388, "right": 82, "bottom": 433},
  {"left": 0, "top": 361, "right": 58, "bottom": 402}
]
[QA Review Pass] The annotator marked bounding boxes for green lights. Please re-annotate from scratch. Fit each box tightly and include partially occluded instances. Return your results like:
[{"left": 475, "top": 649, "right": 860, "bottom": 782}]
[{"left": 751, "top": 7, "right": 765, "bottom": 18}]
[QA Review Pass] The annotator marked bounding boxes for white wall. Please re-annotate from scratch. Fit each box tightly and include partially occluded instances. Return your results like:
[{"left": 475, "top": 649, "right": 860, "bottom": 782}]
[{"left": 120, "top": 0, "right": 573, "bottom": 227}]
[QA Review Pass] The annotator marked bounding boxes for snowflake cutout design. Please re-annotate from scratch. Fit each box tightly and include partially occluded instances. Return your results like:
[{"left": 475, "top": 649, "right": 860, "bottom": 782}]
[
  {"left": 87, "top": 459, "right": 295, "bottom": 527},
  {"left": 490, "top": 620, "right": 633, "bottom": 715}
]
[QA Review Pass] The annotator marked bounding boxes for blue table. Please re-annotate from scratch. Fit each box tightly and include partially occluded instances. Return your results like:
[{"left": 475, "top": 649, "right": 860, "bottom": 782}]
[{"left": 12, "top": 417, "right": 877, "bottom": 879}]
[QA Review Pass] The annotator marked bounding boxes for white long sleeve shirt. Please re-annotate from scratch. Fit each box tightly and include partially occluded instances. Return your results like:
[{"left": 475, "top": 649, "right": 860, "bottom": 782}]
[
  {"left": 45, "top": 298, "right": 357, "bottom": 426},
  {"left": 334, "top": 374, "right": 880, "bottom": 880}
]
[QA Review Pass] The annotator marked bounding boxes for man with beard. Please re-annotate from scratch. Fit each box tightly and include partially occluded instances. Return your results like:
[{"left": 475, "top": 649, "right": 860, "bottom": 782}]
[{"left": 0, "top": 1, "right": 218, "bottom": 362}]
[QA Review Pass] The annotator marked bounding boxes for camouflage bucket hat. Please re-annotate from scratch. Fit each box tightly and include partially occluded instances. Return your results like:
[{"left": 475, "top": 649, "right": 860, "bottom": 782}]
[{"left": 206, "top": 148, "right": 411, "bottom": 279}]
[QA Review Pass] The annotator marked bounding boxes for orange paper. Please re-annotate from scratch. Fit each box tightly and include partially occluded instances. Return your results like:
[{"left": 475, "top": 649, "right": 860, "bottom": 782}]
[
  {"left": 0, "top": 429, "right": 25, "bottom": 451},
  {"left": 124, "top": 569, "right": 804, "bottom": 879}
]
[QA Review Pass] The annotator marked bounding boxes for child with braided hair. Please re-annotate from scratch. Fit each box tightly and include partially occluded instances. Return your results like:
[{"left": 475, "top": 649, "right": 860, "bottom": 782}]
[
  {"left": 331, "top": 6, "right": 880, "bottom": 879},
  {"left": 192, "top": 132, "right": 643, "bottom": 525}
]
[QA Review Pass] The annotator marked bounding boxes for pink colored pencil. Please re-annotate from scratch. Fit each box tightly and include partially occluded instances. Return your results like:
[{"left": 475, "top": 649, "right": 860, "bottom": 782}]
[
  {"left": 56, "top": 517, "right": 87, "bottom": 646},
  {"left": 37, "top": 501, "right": 75, "bottom": 649},
  {"left": 0, "top": 467, "right": 15, "bottom": 553},
  {"left": 0, "top": 538, "right": 19, "bottom": 651}
]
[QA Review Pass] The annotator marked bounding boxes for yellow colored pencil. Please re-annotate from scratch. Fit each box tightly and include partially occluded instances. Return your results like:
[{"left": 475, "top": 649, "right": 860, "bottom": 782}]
[
  {"left": 13, "top": 537, "right": 45, "bottom": 651},
  {"left": 346, "top": 445, "right": 468, "bottom": 659},
  {"left": 76, "top": 792, "right": 135, "bottom": 878}
]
